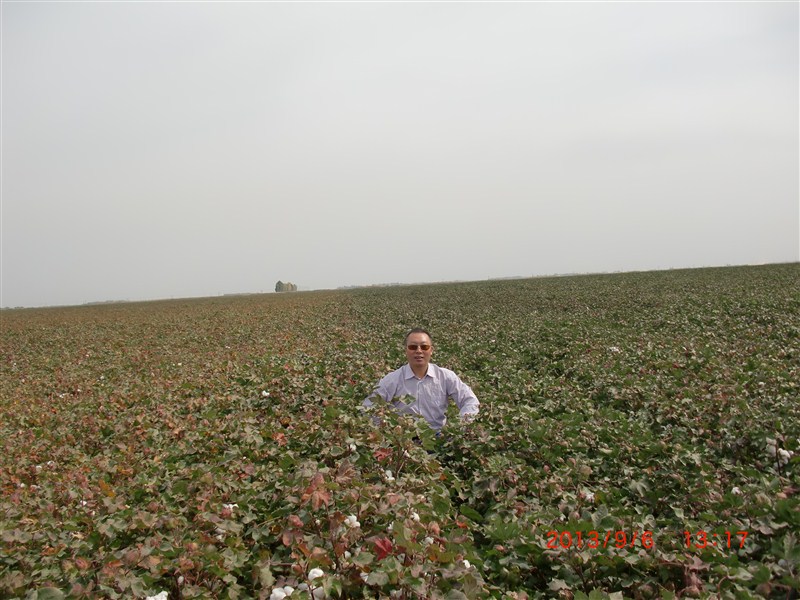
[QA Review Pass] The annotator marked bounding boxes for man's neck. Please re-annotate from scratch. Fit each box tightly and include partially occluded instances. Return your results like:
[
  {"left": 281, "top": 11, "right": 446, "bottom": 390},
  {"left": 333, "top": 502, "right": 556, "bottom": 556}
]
[{"left": 410, "top": 364, "right": 428, "bottom": 379}]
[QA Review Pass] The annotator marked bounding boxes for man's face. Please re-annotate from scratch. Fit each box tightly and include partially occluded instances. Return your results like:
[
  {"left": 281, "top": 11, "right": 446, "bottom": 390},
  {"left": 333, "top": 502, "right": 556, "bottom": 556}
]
[{"left": 405, "top": 332, "right": 433, "bottom": 373}]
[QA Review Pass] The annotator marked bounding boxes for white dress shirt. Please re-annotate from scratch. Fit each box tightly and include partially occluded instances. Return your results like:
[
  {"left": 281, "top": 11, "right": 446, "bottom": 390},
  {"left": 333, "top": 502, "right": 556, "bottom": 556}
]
[{"left": 364, "top": 363, "right": 479, "bottom": 430}]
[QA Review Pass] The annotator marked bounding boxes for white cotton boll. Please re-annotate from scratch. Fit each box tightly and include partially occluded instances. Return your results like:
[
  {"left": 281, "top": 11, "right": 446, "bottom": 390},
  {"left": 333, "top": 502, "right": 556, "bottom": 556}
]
[
  {"left": 463, "top": 560, "right": 471, "bottom": 569},
  {"left": 282, "top": 586, "right": 295, "bottom": 595},
  {"left": 766, "top": 444, "right": 777, "bottom": 457},
  {"left": 297, "top": 583, "right": 309, "bottom": 591},
  {"left": 312, "top": 587, "right": 325, "bottom": 599},
  {"left": 345, "top": 515, "right": 360, "bottom": 528},
  {"left": 177, "top": 575, "right": 185, "bottom": 585},
  {"left": 145, "top": 593, "right": 169, "bottom": 600},
  {"left": 308, "top": 567, "right": 324, "bottom": 580},
  {"left": 223, "top": 503, "right": 238, "bottom": 511},
  {"left": 349, "top": 443, "right": 357, "bottom": 451},
  {"left": 360, "top": 572, "right": 369, "bottom": 583},
  {"left": 584, "top": 491, "right": 595, "bottom": 503},
  {"left": 411, "top": 512, "right": 420, "bottom": 522},
  {"left": 777, "top": 448, "right": 794, "bottom": 465},
  {"left": 731, "top": 487, "right": 742, "bottom": 495},
  {"left": 269, "top": 589, "right": 287, "bottom": 600},
  {"left": 344, "top": 550, "right": 352, "bottom": 559},
  {"left": 423, "top": 537, "right": 434, "bottom": 546},
  {"left": 262, "top": 391, "right": 270, "bottom": 398},
  {"left": 384, "top": 470, "right": 395, "bottom": 482}
]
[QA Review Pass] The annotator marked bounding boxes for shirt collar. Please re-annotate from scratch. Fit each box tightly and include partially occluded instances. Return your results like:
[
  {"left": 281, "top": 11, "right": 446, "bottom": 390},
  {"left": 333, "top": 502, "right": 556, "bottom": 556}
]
[{"left": 403, "top": 363, "right": 437, "bottom": 381}]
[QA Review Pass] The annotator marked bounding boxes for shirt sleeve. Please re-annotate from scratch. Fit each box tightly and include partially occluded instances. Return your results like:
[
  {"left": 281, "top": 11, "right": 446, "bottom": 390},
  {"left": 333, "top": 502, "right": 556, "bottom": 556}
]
[
  {"left": 363, "top": 372, "right": 395, "bottom": 409},
  {"left": 444, "top": 370, "right": 480, "bottom": 416}
]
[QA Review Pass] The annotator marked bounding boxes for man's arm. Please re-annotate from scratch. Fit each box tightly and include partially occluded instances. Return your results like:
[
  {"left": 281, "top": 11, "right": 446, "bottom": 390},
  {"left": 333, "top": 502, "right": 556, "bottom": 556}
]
[
  {"left": 444, "top": 370, "right": 479, "bottom": 419},
  {"left": 363, "top": 369, "right": 398, "bottom": 409}
]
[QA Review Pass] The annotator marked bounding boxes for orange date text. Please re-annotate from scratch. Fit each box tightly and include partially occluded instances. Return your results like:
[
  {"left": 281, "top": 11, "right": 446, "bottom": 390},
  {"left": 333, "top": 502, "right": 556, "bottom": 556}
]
[{"left": 545, "top": 530, "right": 655, "bottom": 550}]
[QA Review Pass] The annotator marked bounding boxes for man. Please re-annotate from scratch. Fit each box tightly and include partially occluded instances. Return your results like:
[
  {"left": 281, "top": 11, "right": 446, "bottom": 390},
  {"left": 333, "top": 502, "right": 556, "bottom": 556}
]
[{"left": 364, "top": 328, "right": 479, "bottom": 430}]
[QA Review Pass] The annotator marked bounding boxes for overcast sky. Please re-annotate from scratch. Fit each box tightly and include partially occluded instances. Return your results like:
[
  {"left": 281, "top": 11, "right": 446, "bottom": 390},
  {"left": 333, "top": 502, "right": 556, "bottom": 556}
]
[{"left": 2, "top": 1, "right": 798, "bottom": 308}]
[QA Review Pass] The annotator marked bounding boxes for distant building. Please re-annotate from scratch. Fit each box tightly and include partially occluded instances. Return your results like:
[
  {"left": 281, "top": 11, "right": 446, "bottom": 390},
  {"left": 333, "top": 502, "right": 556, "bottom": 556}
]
[{"left": 275, "top": 281, "right": 298, "bottom": 292}]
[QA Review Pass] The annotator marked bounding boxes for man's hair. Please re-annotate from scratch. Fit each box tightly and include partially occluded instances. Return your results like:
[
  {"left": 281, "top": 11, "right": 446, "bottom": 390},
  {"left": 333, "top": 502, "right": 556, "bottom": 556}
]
[{"left": 404, "top": 328, "right": 432, "bottom": 346}]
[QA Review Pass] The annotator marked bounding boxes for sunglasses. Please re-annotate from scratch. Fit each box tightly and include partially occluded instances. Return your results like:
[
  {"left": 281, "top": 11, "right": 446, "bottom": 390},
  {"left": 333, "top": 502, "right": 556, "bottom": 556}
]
[{"left": 407, "top": 344, "right": 431, "bottom": 351}]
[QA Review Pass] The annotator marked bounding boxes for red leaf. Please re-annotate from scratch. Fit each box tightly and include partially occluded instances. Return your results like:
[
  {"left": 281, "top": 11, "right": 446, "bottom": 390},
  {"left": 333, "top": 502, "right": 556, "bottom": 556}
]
[
  {"left": 373, "top": 448, "right": 392, "bottom": 462},
  {"left": 374, "top": 537, "right": 393, "bottom": 560}
]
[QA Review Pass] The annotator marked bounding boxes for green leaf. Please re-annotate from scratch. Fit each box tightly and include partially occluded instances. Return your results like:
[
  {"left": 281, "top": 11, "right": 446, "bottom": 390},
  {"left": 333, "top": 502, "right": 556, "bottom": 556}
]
[
  {"left": 34, "top": 589, "right": 65, "bottom": 600},
  {"left": 258, "top": 566, "right": 274, "bottom": 588},
  {"left": 591, "top": 504, "right": 609, "bottom": 528},
  {"left": 353, "top": 552, "right": 374, "bottom": 566},
  {"left": 366, "top": 571, "right": 389, "bottom": 586},
  {"left": 459, "top": 505, "right": 483, "bottom": 523}
]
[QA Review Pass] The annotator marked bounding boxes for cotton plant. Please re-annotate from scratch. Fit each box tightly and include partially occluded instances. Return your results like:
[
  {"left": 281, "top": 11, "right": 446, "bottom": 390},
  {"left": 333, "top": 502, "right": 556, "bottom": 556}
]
[
  {"left": 269, "top": 567, "right": 328, "bottom": 600},
  {"left": 766, "top": 438, "right": 795, "bottom": 466}
]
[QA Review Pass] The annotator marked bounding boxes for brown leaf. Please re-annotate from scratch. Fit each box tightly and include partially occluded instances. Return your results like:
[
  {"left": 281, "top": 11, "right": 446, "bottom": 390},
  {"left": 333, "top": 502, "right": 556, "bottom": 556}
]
[
  {"left": 288, "top": 514, "right": 304, "bottom": 528},
  {"left": 301, "top": 473, "right": 328, "bottom": 508},
  {"left": 373, "top": 448, "right": 392, "bottom": 462},
  {"left": 98, "top": 479, "right": 116, "bottom": 498},
  {"left": 335, "top": 462, "right": 355, "bottom": 484},
  {"left": 385, "top": 493, "right": 403, "bottom": 506},
  {"left": 311, "top": 488, "right": 332, "bottom": 511},
  {"left": 309, "top": 546, "right": 333, "bottom": 566}
]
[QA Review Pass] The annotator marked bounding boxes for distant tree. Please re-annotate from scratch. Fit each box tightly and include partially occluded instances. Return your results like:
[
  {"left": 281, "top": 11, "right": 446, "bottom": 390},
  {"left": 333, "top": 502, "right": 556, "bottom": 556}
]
[{"left": 275, "top": 281, "right": 284, "bottom": 293}]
